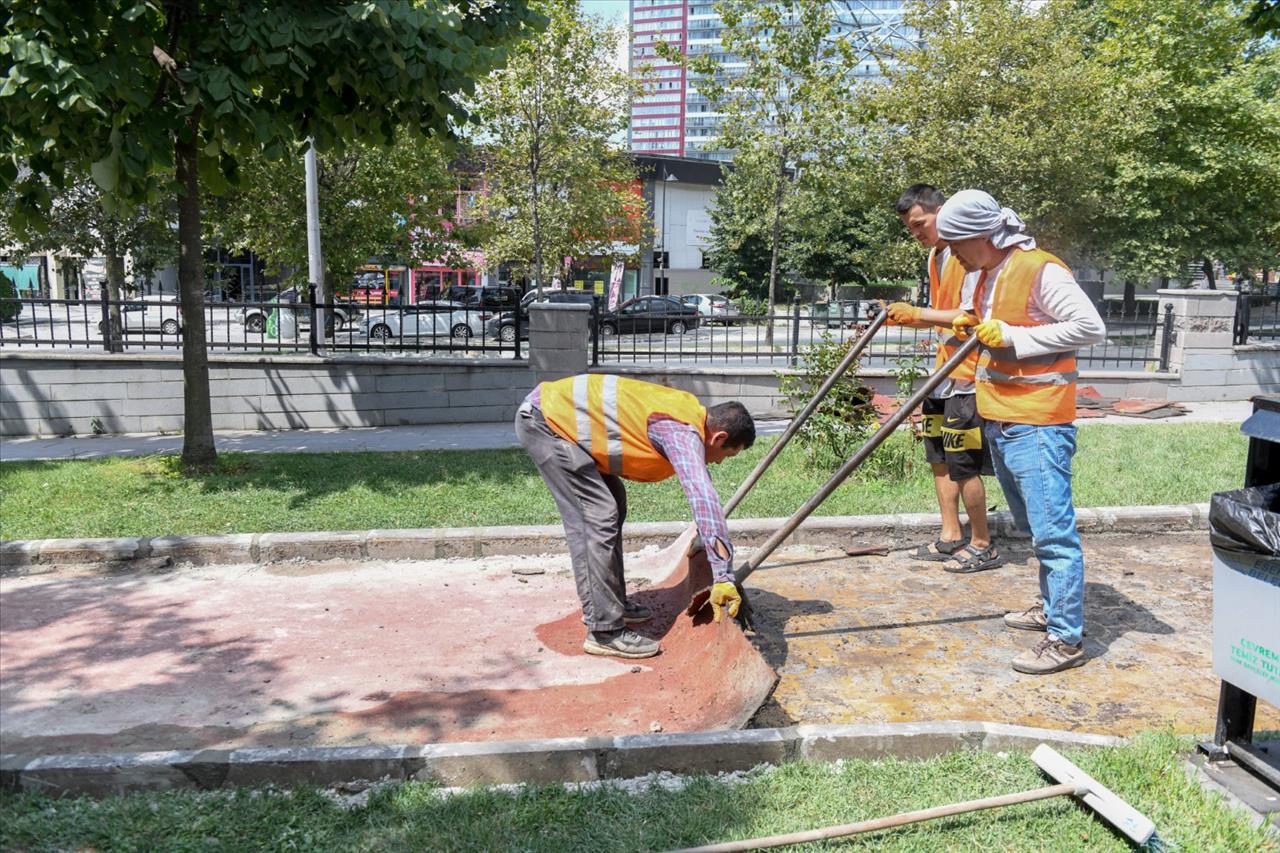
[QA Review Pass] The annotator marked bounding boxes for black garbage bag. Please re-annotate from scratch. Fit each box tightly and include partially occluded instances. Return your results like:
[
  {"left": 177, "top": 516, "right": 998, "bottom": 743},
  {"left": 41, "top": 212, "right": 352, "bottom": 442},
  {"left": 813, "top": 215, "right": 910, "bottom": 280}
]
[{"left": 1209, "top": 483, "right": 1280, "bottom": 557}]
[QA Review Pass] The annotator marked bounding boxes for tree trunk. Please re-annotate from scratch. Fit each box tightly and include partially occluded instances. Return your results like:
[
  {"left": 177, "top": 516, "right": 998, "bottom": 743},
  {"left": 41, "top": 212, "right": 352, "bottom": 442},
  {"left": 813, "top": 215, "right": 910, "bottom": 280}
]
[
  {"left": 1122, "top": 278, "right": 1136, "bottom": 318},
  {"left": 176, "top": 126, "right": 216, "bottom": 469},
  {"left": 105, "top": 242, "right": 126, "bottom": 353},
  {"left": 1202, "top": 257, "right": 1216, "bottom": 290},
  {"left": 765, "top": 152, "right": 786, "bottom": 347}
]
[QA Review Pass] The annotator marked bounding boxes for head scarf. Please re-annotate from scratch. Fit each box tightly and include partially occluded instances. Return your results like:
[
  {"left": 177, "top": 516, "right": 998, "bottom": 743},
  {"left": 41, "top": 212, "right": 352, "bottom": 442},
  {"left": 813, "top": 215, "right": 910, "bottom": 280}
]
[{"left": 935, "top": 189, "right": 1036, "bottom": 250}]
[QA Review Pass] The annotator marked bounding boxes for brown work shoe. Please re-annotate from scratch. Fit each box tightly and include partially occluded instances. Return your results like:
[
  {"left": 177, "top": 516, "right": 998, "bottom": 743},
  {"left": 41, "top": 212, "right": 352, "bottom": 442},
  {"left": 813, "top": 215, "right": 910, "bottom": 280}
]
[
  {"left": 1003, "top": 600, "right": 1047, "bottom": 632},
  {"left": 1012, "top": 636, "right": 1085, "bottom": 675}
]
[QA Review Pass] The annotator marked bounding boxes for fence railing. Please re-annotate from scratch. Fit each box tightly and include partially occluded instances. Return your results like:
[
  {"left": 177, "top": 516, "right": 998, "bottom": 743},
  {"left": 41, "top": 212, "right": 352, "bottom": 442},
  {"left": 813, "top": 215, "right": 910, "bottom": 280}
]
[
  {"left": 1234, "top": 287, "right": 1280, "bottom": 344},
  {"left": 0, "top": 290, "right": 521, "bottom": 358},
  {"left": 591, "top": 295, "right": 1173, "bottom": 372}
]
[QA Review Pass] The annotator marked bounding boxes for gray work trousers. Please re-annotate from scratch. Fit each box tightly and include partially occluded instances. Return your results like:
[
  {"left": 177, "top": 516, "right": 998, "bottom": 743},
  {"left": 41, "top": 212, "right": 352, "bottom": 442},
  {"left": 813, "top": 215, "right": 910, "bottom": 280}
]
[{"left": 515, "top": 403, "right": 628, "bottom": 632}]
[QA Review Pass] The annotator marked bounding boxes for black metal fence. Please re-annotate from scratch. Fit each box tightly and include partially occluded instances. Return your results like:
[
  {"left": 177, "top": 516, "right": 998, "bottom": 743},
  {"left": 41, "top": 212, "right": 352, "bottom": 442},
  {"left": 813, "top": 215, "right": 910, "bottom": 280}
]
[
  {"left": 0, "top": 289, "right": 521, "bottom": 358},
  {"left": 1233, "top": 287, "right": 1280, "bottom": 344},
  {"left": 590, "top": 295, "right": 1173, "bottom": 371}
]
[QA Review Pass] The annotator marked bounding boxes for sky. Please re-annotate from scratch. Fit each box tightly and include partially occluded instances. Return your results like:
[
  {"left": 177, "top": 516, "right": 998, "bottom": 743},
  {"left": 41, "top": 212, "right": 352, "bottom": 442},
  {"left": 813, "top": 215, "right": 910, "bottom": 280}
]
[{"left": 580, "top": 0, "right": 632, "bottom": 72}]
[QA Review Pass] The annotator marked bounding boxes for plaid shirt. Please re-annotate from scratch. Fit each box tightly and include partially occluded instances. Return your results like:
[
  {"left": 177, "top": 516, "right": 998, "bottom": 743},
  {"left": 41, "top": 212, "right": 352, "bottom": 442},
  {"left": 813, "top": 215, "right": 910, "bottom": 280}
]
[
  {"left": 647, "top": 417, "right": 735, "bottom": 584},
  {"left": 525, "top": 385, "right": 734, "bottom": 583}
]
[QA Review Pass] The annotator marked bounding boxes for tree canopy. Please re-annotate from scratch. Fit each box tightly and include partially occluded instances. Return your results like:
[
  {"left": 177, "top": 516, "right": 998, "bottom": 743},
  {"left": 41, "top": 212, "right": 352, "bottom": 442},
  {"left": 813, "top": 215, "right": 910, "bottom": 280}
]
[
  {"left": 471, "top": 0, "right": 639, "bottom": 293},
  {"left": 1, "top": 0, "right": 543, "bottom": 466}
]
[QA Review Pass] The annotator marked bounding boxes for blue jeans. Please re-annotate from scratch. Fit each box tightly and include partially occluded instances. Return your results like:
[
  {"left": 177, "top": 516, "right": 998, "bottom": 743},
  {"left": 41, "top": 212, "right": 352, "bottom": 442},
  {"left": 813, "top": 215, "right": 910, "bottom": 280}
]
[{"left": 985, "top": 422, "right": 1085, "bottom": 645}]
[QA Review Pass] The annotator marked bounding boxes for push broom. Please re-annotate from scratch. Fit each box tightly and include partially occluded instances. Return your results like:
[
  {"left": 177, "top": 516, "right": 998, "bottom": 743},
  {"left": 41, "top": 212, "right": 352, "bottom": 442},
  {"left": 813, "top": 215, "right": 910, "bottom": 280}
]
[{"left": 664, "top": 742, "right": 1156, "bottom": 851}]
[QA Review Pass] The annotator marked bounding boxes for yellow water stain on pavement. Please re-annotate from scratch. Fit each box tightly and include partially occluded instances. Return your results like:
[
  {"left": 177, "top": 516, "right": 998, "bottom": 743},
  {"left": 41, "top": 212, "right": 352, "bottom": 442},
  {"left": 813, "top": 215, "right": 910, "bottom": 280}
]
[{"left": 747, "top": 533, "right": 1280, "bottom": 736}]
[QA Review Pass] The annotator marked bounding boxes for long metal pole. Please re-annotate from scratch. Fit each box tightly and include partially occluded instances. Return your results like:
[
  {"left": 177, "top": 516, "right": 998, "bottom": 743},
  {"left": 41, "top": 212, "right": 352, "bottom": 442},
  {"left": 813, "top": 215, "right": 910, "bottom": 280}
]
[
  {"left": 734, "top": 334, "right": 982, "bottom": 585},
  {"left": 305, "top": 139, "right": 325, "bottom": 354},
  {"left": 724, "top": 309, "right": 888, "bottom": 516}
]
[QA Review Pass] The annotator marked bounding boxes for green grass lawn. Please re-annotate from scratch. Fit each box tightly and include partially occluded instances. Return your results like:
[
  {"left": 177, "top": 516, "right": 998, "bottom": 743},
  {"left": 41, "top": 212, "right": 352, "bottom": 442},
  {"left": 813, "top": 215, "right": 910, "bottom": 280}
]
[
  {"left": 1, "top": 733, "right": 1273, "bottom": 852},
  {"left": 0, "top": 423, "right": 1242, "bottom": 540}
]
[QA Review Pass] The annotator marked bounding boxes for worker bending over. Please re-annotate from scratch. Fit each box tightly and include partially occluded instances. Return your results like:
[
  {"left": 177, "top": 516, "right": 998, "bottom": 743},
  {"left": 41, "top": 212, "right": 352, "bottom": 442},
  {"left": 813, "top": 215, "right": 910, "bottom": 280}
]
[
  {"left": 886, "top": 184, "right": 1001, "bottom": 574},
  {"left": 937, "top": 190, "right": 1106, "bottom": 675},
  {"left": 516, "top": 375, "right": 754, "bottom": 659}
]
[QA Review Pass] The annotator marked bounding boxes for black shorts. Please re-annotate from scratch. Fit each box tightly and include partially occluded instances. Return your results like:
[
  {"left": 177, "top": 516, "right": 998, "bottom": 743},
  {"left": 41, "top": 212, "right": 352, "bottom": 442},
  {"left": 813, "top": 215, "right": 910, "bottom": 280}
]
[{"left": 922, "top": 394, "right": 992, "bottom": 481}]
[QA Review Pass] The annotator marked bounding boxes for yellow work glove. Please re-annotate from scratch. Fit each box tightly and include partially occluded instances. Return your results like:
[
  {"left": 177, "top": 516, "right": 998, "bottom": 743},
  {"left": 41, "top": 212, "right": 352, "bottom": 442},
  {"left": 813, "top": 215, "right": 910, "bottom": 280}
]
[
  {"left": 885, "top": 302, "right": 921, "bottom": 325},
  {"left": 709, "top": 581, "right": 742, "bottom": 623},
  {"left": 973, "top": 318, "right": 1006, "bottom": 347},
  {"left": 952, "top": 314, "right": 978, "bottom": 340}
]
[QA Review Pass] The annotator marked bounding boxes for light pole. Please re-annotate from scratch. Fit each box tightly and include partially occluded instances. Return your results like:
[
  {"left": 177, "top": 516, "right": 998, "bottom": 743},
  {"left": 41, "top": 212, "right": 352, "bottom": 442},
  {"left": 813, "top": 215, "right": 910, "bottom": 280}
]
[{"left": 658, "top": 164, "right": 677, "bottom": 295}]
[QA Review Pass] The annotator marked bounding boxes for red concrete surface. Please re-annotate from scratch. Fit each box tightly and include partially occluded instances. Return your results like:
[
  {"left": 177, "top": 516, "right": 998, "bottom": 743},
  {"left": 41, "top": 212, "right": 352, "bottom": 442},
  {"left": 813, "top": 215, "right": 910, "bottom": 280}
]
[{"left": 0, "top": 528, "right": 777, "bottom": 754}]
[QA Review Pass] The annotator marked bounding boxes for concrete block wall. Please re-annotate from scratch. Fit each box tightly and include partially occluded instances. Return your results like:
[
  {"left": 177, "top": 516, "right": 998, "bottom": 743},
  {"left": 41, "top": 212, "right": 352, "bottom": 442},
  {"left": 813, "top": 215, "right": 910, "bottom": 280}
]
[
  {"left": 0, "top": 354, "right": 532, "bottom": 437},
  {"left": 1155, "top": 288, "right": 1280, "bottom": 401}
]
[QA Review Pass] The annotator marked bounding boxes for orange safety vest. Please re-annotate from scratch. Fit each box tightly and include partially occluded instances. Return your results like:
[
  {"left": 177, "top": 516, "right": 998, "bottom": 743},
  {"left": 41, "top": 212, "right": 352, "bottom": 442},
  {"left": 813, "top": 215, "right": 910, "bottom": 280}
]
[
  {"left": 539, "top": 375, "right": 707, "bottom": 482},
  {"left": 973, "top": 248, "right": 1079, "bottom": 426},
  {"left": 929, "top": 248, "right": 977, "bottom": 383}
]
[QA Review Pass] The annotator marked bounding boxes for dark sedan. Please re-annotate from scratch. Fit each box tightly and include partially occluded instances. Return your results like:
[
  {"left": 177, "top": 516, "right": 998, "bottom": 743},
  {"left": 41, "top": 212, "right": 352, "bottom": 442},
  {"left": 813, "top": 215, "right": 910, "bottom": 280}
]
[{"left": 598, "top": 296, "right": 700, "bottom": 336}]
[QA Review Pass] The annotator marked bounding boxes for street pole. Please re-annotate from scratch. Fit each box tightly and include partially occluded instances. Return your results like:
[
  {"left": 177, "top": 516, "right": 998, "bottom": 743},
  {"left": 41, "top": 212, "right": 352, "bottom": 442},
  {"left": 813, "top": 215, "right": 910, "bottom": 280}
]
[
  {"left": 660, "top": 166, "right": 667, "bottom": 295},
  {"left": 305, "top": 139, "right": 325, "bottom": 353}
]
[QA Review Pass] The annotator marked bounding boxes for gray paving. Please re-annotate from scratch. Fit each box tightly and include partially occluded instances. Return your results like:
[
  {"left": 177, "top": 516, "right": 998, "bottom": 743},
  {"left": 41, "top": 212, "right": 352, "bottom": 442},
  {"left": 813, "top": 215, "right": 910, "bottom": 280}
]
[{"left": 0, "top": 401, "right": 1251, "bottom": 463}]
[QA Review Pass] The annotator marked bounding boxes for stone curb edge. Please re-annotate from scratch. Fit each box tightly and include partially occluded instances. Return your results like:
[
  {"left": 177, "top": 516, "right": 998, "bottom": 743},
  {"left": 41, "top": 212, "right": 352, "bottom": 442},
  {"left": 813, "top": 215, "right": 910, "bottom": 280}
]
[
  {"left": 0, "top": 721, "right": 1122, "bottom": 797},
  {"left": 0, "top": 504, "right": 1210, "bottom": 569}
]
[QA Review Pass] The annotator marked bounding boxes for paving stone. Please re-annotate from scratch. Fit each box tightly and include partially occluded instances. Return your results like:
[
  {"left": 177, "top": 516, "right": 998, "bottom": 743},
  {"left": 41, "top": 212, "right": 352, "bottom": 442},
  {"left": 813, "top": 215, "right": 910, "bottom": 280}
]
[
  {"left": 605, "top": 729, "right": 795, "bottom": 778},
  {"left": 257, "top": 531, "right": 365, "bottom": 562},
  {"left": 225, "top": 746, "right": 412, "bottom": 787},
  {"left": 415, "top": 738, "right": 608, "bottom": 785}
]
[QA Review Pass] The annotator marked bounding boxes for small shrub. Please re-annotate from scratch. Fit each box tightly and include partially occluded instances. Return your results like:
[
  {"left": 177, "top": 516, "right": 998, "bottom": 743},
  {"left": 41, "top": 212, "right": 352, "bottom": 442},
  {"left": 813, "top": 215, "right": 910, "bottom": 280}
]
[
  {"left": 0, "top": 271, "right": 22, "bottom": 322},
  {"left": 777, "top": 332, "right": 877, "bottom": 469}
]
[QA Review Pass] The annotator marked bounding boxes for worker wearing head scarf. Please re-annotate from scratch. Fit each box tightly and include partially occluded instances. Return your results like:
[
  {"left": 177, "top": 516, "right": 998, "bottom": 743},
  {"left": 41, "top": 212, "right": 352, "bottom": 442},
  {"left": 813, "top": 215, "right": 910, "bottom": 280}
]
[{"left": 935, "top": 189, "right": 1106, "bottom": 675}]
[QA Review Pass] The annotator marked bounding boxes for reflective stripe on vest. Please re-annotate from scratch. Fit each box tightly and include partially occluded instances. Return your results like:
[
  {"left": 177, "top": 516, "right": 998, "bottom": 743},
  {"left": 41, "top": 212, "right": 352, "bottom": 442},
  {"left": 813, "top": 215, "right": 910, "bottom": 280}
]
[
  {"left": 930, "top": 250, "right": 977, "bottom": 381},
  {"left": 540, "top": 375, "right": 707, "bottom": 482},
  {"left": 974, "top": 248, "right": 1078, "bottom": 425}
]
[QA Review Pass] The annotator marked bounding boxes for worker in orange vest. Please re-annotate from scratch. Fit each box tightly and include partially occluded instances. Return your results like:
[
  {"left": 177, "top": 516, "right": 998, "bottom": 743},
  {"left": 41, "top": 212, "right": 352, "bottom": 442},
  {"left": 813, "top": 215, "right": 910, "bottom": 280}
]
[
  {"left": 885, "top": 184, "right": 1002, "bottom": 574},
  {"left": 937, "top": 189, "right": 1106, "bottom": 675},
  {"left": 516, "top": 375, "right": 755, "bottom": 659}
]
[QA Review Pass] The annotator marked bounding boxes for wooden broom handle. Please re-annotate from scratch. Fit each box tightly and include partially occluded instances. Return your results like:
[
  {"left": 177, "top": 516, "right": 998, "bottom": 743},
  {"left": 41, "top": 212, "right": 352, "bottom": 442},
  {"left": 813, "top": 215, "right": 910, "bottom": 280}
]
[{"left": 667, "top": 781, "right": 1084, "bottom": 853}]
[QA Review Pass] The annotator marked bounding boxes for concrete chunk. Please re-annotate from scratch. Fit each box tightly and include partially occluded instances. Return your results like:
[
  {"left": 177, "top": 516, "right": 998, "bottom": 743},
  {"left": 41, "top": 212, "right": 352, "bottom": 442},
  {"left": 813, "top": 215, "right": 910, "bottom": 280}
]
[
  {"left": 225, "top": 745, "right": 412, "bottom": 787},
  {"left": 148, "top": 534, "right": 257, "bottom": 566},
  {"left": 606, "top": 729, "right": 795, "bottom": 779},
  {"left": 415, "top": 738, "right": 607, "bottom": 785},
  {"left": 38, "top": 537, "right": 145, "bottom": 564},
  {"left": 257, "top": 531, "right": 366, "bottom": 563}
]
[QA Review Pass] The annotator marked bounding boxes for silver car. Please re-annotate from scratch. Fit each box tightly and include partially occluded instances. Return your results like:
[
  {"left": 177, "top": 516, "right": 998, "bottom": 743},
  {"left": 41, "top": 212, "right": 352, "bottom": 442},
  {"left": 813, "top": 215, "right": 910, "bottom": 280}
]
[{"left": 360, "top": 304, "right": 485, "bottom": 341}]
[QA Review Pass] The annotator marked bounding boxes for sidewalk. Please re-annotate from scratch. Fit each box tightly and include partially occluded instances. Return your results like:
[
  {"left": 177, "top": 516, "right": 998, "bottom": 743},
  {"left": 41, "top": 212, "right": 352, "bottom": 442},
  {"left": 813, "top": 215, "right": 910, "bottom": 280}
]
[{"left": 0, "top": 400, "right": 1252, "bottom": 462}]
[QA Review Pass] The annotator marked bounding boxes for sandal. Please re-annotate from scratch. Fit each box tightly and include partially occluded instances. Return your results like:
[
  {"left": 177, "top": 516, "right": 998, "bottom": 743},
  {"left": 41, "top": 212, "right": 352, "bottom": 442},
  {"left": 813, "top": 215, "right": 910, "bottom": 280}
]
[
  {"left": 942, "top": 543, "right": 1006, "bottom": 574},
  {"left": 912, "top": 539, "right": 969, "bottom": 561}
]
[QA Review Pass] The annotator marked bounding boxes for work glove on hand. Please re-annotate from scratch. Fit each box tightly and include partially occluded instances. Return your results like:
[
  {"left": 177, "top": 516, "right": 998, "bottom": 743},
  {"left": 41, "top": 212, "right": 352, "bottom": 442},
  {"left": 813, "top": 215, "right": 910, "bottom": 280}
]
[
  {"left": 885, "top": 302, "right": 921, "bottom": 325},
  {"left": 972, "top": 318, "right": 1007, "bottom": 347},
  {"left": 709, "top": 581, "right": 742, "bottom": 623},
  {"left": 952, "top": 314, "right": 978, "bottom": 340}
]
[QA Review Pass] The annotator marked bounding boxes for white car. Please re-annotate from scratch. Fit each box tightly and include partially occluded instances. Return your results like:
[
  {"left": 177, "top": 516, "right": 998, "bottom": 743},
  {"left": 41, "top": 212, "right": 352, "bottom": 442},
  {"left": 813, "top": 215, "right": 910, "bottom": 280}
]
[
  {"left": 360, "top": 304, "right": 486, "bottom": 341},
  {"left": 680, "top": 293, "right": 736, "bottom": 324},
  {"left": 98, "top": 295, "right": 183, "bottom": 336}
]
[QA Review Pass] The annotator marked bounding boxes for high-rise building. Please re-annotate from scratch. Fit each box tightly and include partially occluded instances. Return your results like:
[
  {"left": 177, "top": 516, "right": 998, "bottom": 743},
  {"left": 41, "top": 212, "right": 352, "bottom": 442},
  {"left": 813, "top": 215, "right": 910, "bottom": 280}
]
[{"left": 628, "top": 1, "right": 916, "bottom": 161}]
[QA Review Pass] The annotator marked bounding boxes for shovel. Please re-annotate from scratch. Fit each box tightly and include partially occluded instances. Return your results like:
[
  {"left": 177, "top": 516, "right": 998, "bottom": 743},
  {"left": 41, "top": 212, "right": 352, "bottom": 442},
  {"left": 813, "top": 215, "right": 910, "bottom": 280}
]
[
  {"left": 681, "top": 309, "right": 889, "bottom": 616},
  {"left": 687, "top": 335, "right": 983, "bottom": 626}
]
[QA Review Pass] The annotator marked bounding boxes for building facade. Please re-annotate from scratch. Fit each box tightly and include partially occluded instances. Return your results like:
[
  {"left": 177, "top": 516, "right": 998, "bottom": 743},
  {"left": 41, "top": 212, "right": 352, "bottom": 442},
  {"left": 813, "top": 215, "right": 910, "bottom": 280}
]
[{"left": 628, "top": 0, "right": 916, "bottom": 160}]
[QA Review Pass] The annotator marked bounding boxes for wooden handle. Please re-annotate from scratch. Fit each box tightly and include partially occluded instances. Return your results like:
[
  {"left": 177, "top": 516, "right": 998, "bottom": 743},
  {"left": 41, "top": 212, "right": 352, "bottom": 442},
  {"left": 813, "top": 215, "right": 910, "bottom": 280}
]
[{"left": 666, "top": 781, "right": 1079, "bottom": 852}]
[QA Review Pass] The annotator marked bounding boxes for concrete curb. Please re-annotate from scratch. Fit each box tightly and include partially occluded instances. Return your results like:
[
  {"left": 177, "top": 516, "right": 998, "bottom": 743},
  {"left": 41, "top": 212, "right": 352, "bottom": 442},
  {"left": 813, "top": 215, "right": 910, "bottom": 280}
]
[
  {"left": 0, "top": 721, "right": 1122, "bottom": 797},
  {"left": 0, "top": 504, "right": 1210, "bottom": 569}
]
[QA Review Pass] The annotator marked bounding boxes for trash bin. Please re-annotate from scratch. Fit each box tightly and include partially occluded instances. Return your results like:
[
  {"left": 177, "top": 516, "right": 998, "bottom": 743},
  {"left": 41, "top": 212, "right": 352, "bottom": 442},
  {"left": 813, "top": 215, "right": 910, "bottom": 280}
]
[
  {"left": 1201, "top": 394, "right": 1280, "bottom": 794},
  {"left": 1209, "top": 485, "right": 1280, "bottom": 709}
]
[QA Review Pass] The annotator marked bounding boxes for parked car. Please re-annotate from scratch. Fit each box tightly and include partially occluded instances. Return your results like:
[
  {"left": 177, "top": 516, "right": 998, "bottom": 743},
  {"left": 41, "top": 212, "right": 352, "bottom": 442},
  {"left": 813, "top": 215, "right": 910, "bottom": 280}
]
[
  {"left": 359, "top": 304, "right": 486, "bottom": 341},
  {"left": 598, "top": 296, "right": 700, "bottom": 336},
  {"left": 680, "top": 293, "right": 736, "bottom": 324},
  {"left": 450, "top": 284, "right": 522, "bottom": 309},
  {"left": 98, "top": 295, "right": 182, "bottom": 335},
  {"left": 238, "top": 288, "right": 363, "bottom": 334},
  {"left": 485, "top": 288, "right": 601, "bottom": 342}
]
